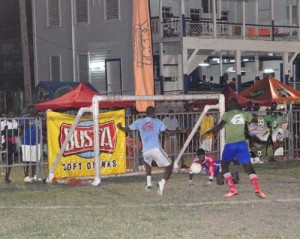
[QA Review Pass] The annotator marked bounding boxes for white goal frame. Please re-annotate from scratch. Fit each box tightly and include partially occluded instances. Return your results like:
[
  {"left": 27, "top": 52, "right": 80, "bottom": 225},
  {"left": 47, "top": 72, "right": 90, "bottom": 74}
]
[{"left": 48, "top": 94, "right": 225, "bottom": 186}]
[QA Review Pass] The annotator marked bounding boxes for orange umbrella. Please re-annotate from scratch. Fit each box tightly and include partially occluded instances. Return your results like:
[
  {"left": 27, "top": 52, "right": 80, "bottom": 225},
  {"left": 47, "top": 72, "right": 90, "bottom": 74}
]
[{"left": 240, "top": 76, "right": 300, "bottom": 105}]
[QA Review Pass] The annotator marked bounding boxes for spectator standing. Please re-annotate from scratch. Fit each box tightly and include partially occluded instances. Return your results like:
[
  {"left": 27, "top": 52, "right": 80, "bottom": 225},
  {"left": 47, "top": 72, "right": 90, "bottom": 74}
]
[
  {"left": 228, "top": 77, "right": 237, "bottom": 90},
  {"left": 245, "top": 101, "right": 254, "bottom": 111},
  {"left": 255, "top": 76, "right": 260, "bottom": 84},
  {"left": 162, "top": 110, "right": 179, "bottom": 161},
  {"left": 264, "top": 102, "right": 283, "bottom": 162},
  {"left": 201, "top": 98, "right": 267, "bottom": 199},
  {"left": 126, "top": 132, "right": 144, "bottom": 171},
  {"left": 117, "top": 106, "right": 185, "bottom": 196},
  {"left": 19, "top": 105, "right": 42, "bottom": 183},
  {"left": 221, "top": 73, "right": 229, "bottom": 85},
  {"left": 1, "top": 111, "right": 18, "bottom": 183},
  {"left": 199, "top": 112, "right": 215, "bottom": 152}
]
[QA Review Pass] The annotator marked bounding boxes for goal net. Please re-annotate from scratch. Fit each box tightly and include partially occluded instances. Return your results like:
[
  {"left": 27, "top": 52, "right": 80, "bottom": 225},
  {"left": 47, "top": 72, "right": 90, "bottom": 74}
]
[{"left": 47, "top": 93, "right": 225, "bottom": 186}]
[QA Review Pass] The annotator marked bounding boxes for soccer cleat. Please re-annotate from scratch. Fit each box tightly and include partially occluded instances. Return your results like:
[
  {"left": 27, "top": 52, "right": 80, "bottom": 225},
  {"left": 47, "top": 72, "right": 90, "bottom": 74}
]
[
  {"left": 24, "top": 176, "right": 32, "bottom": 183},
  {"left": 224, "top": 189, "right": 238, "bottom": 198},
  {"left": 4, "top": 179, "right": 12, "bottom": 184},
  {"left": 181, "top": 164, "right": 189, "bottom": 169},
  {"left": 32, "top": 175, "right": 38, "bottom": 182},
  {"left": 157, "top": 182, "right": 163, "bottom": 196},
  {"left": 205, "top": 180, "right": 212, "bottom": 186},
  {"left": 255, "top": 190, "right": 267, "bottom": 199},
  {"left": 145, "top": 185, "right": 152, "bottom": 192}
]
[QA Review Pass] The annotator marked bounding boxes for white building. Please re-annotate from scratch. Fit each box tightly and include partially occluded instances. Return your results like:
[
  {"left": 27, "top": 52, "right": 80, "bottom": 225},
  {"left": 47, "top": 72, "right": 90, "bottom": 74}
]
[{"left": 31, "top": 0, "right": 300, "bottom": 95}]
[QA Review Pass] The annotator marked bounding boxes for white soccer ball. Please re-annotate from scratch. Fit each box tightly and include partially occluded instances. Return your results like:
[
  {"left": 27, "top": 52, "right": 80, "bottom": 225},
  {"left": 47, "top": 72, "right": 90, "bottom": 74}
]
[{"left": 190, "top": 163, "right": 202, "bottom": 174}]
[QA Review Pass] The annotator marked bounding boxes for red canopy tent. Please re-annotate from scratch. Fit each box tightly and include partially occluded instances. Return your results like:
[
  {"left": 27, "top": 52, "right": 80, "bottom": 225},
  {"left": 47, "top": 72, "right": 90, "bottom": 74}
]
[
  {"left": 35, "top": 83, "right": 134, "bottom": 111},
  {"left": 239, "top": 76, "right": 300, "bottom": 105},
  {"left": 185, "top": 86, "right": 268, "bottom": 110},
  {"left": 222, "top": 86, "right": 269, "bottom": 107}
]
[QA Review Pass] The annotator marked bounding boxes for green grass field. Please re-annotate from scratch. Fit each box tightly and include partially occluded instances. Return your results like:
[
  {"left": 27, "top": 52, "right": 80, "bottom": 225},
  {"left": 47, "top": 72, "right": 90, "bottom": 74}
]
[{"left": 1, "top": 160, "right": 300, "bottom": 239}]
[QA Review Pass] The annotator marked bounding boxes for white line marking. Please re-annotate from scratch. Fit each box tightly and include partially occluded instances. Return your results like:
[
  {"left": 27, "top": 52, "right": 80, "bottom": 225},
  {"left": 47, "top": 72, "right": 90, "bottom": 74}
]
[{"left": 1, "top": 198, "right": 300, "bottom": 210}]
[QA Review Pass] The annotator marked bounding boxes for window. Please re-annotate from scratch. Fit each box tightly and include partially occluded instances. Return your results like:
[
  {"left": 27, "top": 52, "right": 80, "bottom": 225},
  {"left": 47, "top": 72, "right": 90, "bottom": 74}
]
[
  {"left": 190, "top": 8, "right": 200, "bottom": 21},
  {"left": 47, "top": 0, "right": 60, "bottom": 26},
  {"left": 75, "top": 0, "right": 88, "bottom": 23},
  {"left": 162, "top": 6, "right": 172, "bottom": 19},
  {"left": 221, "top": 11, "right": 228, "bottom": 21},
  {"left": 287, "top": 5, "right": 297, "bottom": 25},
  {"left": 202, "top": 0, "right": 212, "bottom": 14},
  {"left": 78, "top": 54, "right": 89, "bottom": 82},
  {"left": 104, "top": 0, "right": 120, "bottom": 20},
  {"left": 50, "top": 56, "right": 61, "bottom": 81},
  {"left": 106, "top": 59, "right": 121, "bottom": 93}
]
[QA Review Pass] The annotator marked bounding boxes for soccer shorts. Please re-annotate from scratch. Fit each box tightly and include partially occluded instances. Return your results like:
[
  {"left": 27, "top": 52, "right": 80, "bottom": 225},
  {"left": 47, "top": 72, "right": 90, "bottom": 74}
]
[
  {"left": 21, "top": 144, "right": 41, "bottom": 162},
  {"left": 222, "top": 141, "right": 251, "bottom": 164},
  {"left": 143, "top": 148, "right": 172, "bottom": 167}
]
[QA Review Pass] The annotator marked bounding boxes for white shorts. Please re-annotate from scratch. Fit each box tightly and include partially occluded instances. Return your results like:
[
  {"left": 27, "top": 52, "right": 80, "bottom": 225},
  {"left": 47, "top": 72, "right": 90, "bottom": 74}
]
[
  {"left": 22, "top": 144, "right": 41, "bottom": 162},
  {"left": 143, "top": 148, "right": 172, "bottom": 167}
]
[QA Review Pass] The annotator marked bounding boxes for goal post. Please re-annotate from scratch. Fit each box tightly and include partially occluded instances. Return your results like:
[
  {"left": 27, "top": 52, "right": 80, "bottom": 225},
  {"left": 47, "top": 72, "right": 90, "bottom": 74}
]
[
  {"left": 91, "top": 94, "right": 225, "bottom": 186},
  {"left": 173, "top": 104, "right": 224, "bottom": 168}
]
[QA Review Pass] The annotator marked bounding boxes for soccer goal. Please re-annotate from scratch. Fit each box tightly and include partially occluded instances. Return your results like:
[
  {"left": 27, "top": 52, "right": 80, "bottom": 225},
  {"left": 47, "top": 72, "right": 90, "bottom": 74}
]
[{"left": 48, "top": 93, "right": 225, "bottom": 186}]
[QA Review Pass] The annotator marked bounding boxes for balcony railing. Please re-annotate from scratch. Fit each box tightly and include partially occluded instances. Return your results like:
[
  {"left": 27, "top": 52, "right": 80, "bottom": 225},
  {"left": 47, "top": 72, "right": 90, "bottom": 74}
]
[{"left": 151, "top": 17, "right": 300, "bottom": 42}]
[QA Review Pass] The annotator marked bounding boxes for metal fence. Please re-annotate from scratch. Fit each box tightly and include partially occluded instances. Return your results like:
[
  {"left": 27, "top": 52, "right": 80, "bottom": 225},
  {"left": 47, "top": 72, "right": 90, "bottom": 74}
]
[
  {"left": 124, "top": 110, "right": 221, "bottom": 172},
  {"left": 1, "top": 109, "right": 299, "bottom": 180},
  {"left": 0, "top": 117, "right": 44, "bottom": 179}
]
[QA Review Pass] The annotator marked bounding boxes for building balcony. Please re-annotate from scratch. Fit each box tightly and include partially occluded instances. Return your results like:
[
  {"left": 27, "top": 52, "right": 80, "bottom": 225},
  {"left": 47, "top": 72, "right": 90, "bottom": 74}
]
[{"left": 151, "top": 17, "right": 300, "bottom": 43}]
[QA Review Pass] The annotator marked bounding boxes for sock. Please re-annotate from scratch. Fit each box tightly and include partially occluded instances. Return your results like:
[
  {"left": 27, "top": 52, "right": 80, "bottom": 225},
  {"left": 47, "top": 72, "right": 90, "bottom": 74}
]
[
  {"left": 249, "top": 174, "right": 261, "bottom": 192},
  {"left": 146, "top": 175, "right": 152, "bottom": 186},
  {"left": 224, "top": 172, "right": 237, "bottom": 192}
]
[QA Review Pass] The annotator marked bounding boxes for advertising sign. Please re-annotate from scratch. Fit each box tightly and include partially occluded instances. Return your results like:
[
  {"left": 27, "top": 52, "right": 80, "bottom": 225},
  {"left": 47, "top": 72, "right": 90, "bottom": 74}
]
[{"left": 47, "top": 110, "right": 126, "bottom": 179}]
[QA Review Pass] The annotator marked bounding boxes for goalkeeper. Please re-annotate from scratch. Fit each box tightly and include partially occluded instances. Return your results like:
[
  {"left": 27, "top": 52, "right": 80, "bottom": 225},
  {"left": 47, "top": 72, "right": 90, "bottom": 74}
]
[{"left": 188, "top": 148, "right": 239, "bottom": 186}]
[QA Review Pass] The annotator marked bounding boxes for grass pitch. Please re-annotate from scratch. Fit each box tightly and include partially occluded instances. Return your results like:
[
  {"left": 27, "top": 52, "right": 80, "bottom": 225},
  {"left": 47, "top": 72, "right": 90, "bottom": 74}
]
[{"left": 1, "top": 160, "right": 300, "bottom": 239}]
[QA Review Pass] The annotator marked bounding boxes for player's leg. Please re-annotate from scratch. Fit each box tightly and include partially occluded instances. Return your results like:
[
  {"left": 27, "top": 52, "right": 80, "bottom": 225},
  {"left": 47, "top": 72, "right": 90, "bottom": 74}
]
[
  {"left": 143, "top": 150, "right": 154, "bottom": 191},
  {"left": 237, "top": 141, "right": 267, "bottom": 199},
  {"left": 4, "top": 141, "right": 15, "bottom": 183},
  {"left": 214, "top": 163, "right": 224, "bottom": 185},
  {"left": 5, "top": 147, "right": 13, "bottom": 183},
  {"left": 149, "top": 148, "right": 172, "bottom": 196},
  {"left": 222, "top": 143, "right": 238, "bottom": 197},
  {"left": 222, "top": 161, "right": 238, "bottom": 197},
  {"left": 188, "top": 158, "right": 202, "bottom": 185},
  {"left": 242, "top": 163, "right": 267, "bottom": 199}
]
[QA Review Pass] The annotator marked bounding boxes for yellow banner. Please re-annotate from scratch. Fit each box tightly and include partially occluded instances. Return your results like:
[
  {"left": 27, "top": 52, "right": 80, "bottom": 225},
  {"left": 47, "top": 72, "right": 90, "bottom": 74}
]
[
  {"left": 47, "top": 110, "right": 126, "bottom": 179},
  {"left": 133, "top": 0, "right": 155, "bottom": 112}
]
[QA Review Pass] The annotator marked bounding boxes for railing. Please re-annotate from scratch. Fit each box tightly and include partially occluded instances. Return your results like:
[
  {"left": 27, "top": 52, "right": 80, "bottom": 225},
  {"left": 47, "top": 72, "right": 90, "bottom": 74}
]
[
  {"left": 151, "top": 17, "right": 300, "bottom": 42},
  {"left": 288, "top": 82, "right": 300, "bottom": 91},
  {"left": 186, "top": 20, "right": 299, "bottom": 41}
]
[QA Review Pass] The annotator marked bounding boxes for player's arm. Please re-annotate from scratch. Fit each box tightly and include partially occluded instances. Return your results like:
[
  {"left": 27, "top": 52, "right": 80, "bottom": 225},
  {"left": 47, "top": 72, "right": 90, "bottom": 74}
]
[
  {"left": 164, "top": 128, "right": 187, "bottom": 136},
  {"left": 200, "top": 120, "right": 226, "bottom": 142},
  {"left": 117, "top": 123, "right": 132, "bottom": 133}
]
